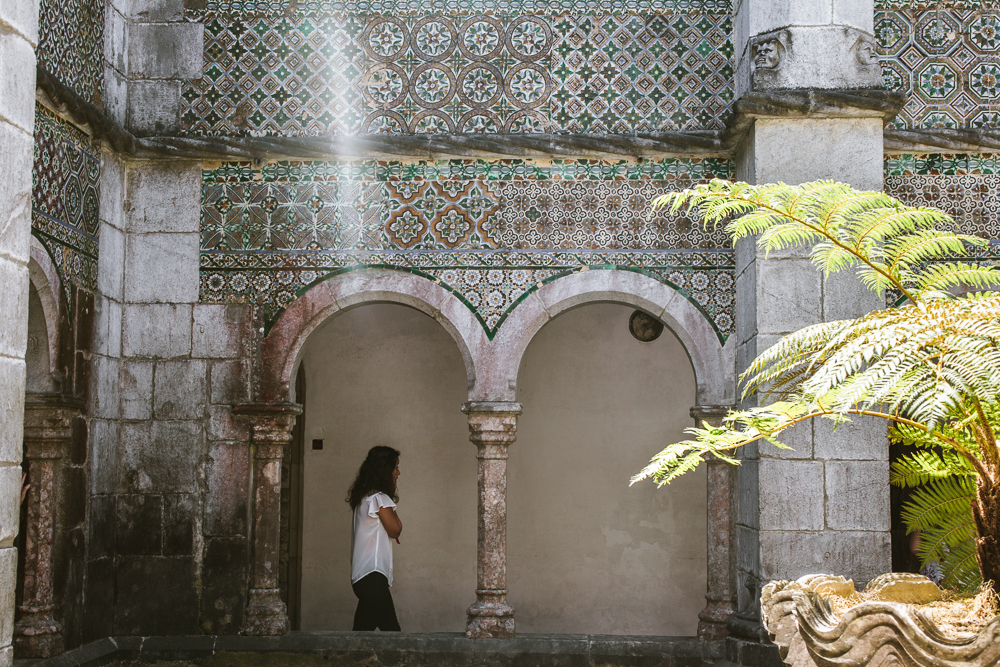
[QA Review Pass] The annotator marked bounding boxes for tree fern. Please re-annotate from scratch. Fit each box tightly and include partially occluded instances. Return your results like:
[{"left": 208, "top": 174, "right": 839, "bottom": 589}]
[{"left": 635, "top": 179, "right": 1000, "bottom": 588}]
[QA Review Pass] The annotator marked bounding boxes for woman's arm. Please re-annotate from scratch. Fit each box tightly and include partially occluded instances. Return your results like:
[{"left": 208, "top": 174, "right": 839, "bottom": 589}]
[{"left": 377, "top": 506, "right": 402, "bottom": 539}]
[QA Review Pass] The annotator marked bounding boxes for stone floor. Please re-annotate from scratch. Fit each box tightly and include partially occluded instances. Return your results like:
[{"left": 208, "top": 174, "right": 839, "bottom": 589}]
[{"left": 14, "top": 632, "right": 725, "bottom": 667}]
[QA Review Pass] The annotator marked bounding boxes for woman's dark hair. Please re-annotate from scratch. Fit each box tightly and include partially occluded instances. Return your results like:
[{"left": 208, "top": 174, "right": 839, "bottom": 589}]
[{"left": 347, "top": 446, "right": 400, "bottom": 510}]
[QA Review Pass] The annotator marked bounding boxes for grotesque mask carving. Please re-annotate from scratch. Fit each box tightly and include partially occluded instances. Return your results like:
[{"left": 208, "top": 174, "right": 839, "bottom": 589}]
[
  {"left": 753, "top": 40, "right": 781, "bottom": 69},
  {"left": 854, "top": 36, "right": 878, "bottom": 67}
]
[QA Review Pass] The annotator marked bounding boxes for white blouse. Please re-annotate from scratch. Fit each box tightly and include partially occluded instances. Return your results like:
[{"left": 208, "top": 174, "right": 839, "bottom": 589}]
[{"left": 351, "top": 492, "right": 396, "bottom": 585}]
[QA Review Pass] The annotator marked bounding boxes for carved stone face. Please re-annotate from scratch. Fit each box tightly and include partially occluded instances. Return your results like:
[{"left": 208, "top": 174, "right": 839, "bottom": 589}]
[
  {"left": 855, "top": 39, "right": 877, "bottom": 66},
  {"left": 754, "top": 40, "right": 780, "bottom": 69}
]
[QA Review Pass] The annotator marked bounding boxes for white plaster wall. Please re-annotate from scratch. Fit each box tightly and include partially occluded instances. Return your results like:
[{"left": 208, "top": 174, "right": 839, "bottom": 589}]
[
  {"left": 509, "top": 304, "right": 707, "bottom": 636},
  {"left": 299, "top": 304, "right": 476, "bottom": 632}
]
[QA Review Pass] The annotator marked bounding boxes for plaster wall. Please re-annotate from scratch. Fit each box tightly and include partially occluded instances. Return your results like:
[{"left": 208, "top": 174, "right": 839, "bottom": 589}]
[
  {"left": 509, "top": 304, "right": 705, "bottom": 636},
  {"left": 299, "top": 304, "right": 476, "bottom": 632}
]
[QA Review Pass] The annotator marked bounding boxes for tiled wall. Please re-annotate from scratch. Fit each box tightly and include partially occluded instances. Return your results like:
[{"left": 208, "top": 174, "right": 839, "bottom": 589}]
[
  {"left": 38, "top": 0, "right": 104, "bottom": 107},
  {"left": 878, "top": 7, "right": 1000, "bottom": 129},
  {"left": 199, "top": 157, "right": 736, "bottom": 338},
  {"left": 181, "top": 1, "right": 734, "bottom": 135},
  {"left": 32, "top": 108, "right": 102, "bottom": 308}
]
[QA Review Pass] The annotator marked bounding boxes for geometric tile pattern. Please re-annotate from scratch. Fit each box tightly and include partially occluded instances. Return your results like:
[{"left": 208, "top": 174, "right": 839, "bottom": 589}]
[
  {"left": 38, "top": 0, "right": 104, "bottom": 106},
  {"left": 361, "top": 15, "right": 553, "bottom": 133},
  {"left": 200, "top": 157, "right": 735, "bottom": 338},
  {"left": 32, "top": 107, "right": 102, "bottom": 307},
  {"left": 181, "top": 8, "right": 735, "bottom": 135},
  {"left": 877, "top": 9, "right": 1000, "bottom": 129},
  {"left": 200, "top": 0, "right": 731, "bottom": 15},
  {"left": 181, "top": 15, "right": 366, "bottom": 135},
  {"left": 550, "top": 13, "right": 734, "bottom": 131}
]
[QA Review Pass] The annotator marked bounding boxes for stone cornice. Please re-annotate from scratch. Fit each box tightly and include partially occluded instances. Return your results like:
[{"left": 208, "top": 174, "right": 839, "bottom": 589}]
[{"left": 36, "top": 68, "right": 991, "bottom": 161}]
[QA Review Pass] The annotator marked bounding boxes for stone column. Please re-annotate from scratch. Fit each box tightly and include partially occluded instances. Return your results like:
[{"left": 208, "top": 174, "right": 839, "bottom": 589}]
[
  {"left": 462, "top": 401, "right": 521, "bottom": 639},
  {"left": 693, "top": 405, "right": 737, "bottom": 643},
  {"left": 14, "top": 395, "right": 83, "bottom": 658},
  {"left": 233, "top": 402, "right": 302, "bottom": 636},
  {"left": 0, "top": 3, "right": 38, "bottom": 667}
]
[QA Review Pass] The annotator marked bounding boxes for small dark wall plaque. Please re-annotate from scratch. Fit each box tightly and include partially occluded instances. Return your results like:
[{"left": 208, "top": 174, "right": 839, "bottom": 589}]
[
  {"left": 312, "top": 439, "right": 323, "bottom": 450},
  {"left": 629, "top": 310, "right": 664, "bottom": 342}
]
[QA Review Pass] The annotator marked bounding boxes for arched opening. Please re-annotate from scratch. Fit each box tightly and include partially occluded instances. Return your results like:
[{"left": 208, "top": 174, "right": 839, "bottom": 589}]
[
  {"left": 296, "top": 303, "right": 476, "bottom": 631},
  {"left": 508, "top": 303, "right": 707, "bottom": 635}
]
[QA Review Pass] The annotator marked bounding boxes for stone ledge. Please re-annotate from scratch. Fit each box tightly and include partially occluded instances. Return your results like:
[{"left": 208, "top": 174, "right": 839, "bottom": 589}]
[{"left": 14, "top": 633, "right": 724, "bottom": 667}]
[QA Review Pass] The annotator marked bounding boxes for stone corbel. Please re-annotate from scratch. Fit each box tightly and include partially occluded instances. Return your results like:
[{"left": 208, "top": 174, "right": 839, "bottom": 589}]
[
  {"left": 14, "top": 394, "right": 85, "bottom": 659},
  {"left": 692, "top": 405, "right": 737, "bottom": 643},
  {"left": 461, "top": 401, "right": 522, "bottom": 639},
  {"left": 233, "top": 401, "right": 302, "bottom": 636},
  {"left": 749, "top": 27, "right": 883, "bottom": 92}
]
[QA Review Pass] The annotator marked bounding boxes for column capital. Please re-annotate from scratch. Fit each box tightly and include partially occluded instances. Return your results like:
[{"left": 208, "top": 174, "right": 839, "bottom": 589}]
[
  {"left": 234, "top": 401, "right": 302, "bottom": 460},
  {"left": 690, "top": 404, "right": 734, "bottom": 426}
]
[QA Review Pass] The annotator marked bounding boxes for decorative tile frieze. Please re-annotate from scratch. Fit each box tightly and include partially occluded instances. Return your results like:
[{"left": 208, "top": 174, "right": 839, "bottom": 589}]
[
  {"left": 196, "top": 0, "right": 731, "bottom": 16},
  {"left": 38, "top": 0, "right": 104, "bottom": 106},
  {"left": 549, "top": 13, "right": 734, "bottom": 132},
  {"left": 32, "top": 107, "right": 101, "bottom": 306},
  {"left": 200, "top": 157, "right": 735, "bottom": 339},
  {"left": 877, "top": 9, "right": 1000, "bottom": 129}
]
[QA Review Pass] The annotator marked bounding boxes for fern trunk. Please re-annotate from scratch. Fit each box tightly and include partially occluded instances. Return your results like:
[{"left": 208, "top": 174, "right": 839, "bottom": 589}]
[{"left": 974, "top": 475, "right": 1000, "bottom": 587}]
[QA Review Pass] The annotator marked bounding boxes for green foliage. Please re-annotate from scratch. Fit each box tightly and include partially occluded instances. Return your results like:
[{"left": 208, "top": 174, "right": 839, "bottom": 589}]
[{"left": 634, "top": 179, "right": 1000, "bottom": 588}]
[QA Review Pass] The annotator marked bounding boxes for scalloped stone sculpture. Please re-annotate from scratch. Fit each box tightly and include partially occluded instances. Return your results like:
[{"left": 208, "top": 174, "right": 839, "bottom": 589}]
[
  {"left": 761, "top": 575, "right": 1000, "bottom": 667},
  {"left": 865, "top": 572, "right": 943, "bottom": 604}
]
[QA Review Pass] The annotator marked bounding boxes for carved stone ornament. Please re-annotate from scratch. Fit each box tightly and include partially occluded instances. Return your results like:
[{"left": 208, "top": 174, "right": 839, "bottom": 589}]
[
  {"left": 761, "top": 575, "right": 1000, "bottom": 667},
  {"left": 753, "top": 38, "right": 784, "bottom": 70}
]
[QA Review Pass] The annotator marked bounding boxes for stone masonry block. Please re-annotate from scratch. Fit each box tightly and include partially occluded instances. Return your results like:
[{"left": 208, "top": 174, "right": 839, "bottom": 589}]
[
  {"left": 0, "top": 547, "right": 14, "bottom": 646},
  {"left": 116, "top": 494, "right": 163, "bottom": 556},
  {"left": 193, "top": 304, "right": 246, "bottom": 359},
  {"left": 823, "top": 268, "right": 883, "bottom": 322},
  {"left": 204, "top": 442, "right": 249, "bottom": 536},
  {"left": 0, "top": 32, "right": 36, "bottom": 133},
  {"left": 0, "top": 124, "right": 32, "bottom": 264},
  {"left": 0, "top": 261, "right": 27, "bottom": 360},
  {"left": 759, "top": 529, "right": 891, "bottom": 585},
  {"left": 0, "top": 464, "right": 19, "bottom": 548},
  {"left": 154, "top": 360, "right": 206, "bottom": 420},
  {"left": 115, "top": 556, "right": 199, "bottom": 635},
  {"left": 736, "top": 457, "right": 759, "bottom": 531},
  {"left": 93, "top": 294, "right": 123, "bottom": 358},
  {"left": 210, "top": 360, "right": 249, "bottom": 405},
  {"left": 735, "top": 524, "right": 761, "bottom": 610},
  {"left": 832, "top": 0, "right": 875, "bottom": 33},
  {"left": 89, "top": 419, "right": 119, "bottom": 494},
  {"left": 124, "top": 233, "right": 199, "bottom": 303},
  {"left": 120, "top": 360, "right": 153, "bottom": 420},
  {"left": 104, "top": 3, "right": 127, "bottom": 73},
  {"left": 98, "top": 223, "right": 125, "bottom": 300},
  {"left": 132, "top": 0, "right": 186, "bottom": 21},
  {"left": 89, "top": 355, "right": 121, "bottom": 420},
  {"left": 119, "top": 421, "right": 203, "bottom": 493},
  {"left": 0, "top": 358, "right": 25, "bottom": 465},
  {"left": 208, "top": 404, "right": 248, "bottom": 442},
  {"left": 759, "top": 420, "right": 813, "bottom": 459},
  {"left": 127, "top": 22, "right": 204, "bottom": 79},
  {"left": 814, "top": 415, "right": 887, "bottom": 461},
  {"left": 126, "top": 80, "right": 181, "bottom": 136},
  {"left": 122, "top": 303, "right": 191, "bottom": 358},
  {"left": 103, "top": 67, "right": 128, "bottom": 127},
  {"left": 735, "top": 265, "right": 756, "bottom": 347},
  {"left": 752, "top": 119, "right": 884, "bottom": 190},
  {"left": 163, "top": 494, "right": 195, "bottom": 555},
  {"left": 759, "top": 460, "right": 824, "bottom": 531},
  {"left": 825, "top": 460, "right": 890, "bottom": 532},
  {"left": 0, "top": 0, "right": 40, "bottom": 45},
  {"left": 99, "top": 151, "right": 126, "bottom": 230},
  {"left": 756, "top": 259, "right": 821, "bottom": 336},
  {"left": 125, "top": 163, "right": 201, "bottom": 233}
]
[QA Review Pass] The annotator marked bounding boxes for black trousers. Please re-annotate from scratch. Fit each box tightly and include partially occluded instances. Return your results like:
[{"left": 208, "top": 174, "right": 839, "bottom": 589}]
[{"left": 352, "top": 571, "right": 401, "bottom": 631}]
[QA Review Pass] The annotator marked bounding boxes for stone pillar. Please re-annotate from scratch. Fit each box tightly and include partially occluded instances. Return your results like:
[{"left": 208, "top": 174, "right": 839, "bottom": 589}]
[
  {"left": 726, "top": 1, "right": 891, "bottom": 665},
  {"left": 462, "top": 401, "right": 521, "bottom": 639},
  {"left": 693, "top": 405, "right": 737, "bottom": 643},
  {"left": 0, "top": 3, "right": 38, "bottom": 667},
  {"left": 14, "top": 395, "right": 82, "bottom": 658},
  {"left": 233, "top": 402, "right": 302, "bottom": 636}
]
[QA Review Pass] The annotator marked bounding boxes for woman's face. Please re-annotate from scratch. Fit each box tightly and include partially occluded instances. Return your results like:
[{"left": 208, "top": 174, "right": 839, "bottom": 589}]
[{"left": 392, "top": 459, "right": 400, "bottom": 484}]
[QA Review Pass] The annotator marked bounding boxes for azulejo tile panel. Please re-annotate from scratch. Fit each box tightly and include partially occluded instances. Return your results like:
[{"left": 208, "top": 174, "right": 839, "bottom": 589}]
[
  {"left": 38, "top": 0, "right": 104, "bottom": 106},
  {"left": 32, "top": 107, "right": 102, "bottom": 307},
  {"left": 877, "top": 9, "right": 1000, "bottom": 129},
  {"left": 181, "top": 8, "right": 735, "bottom": 135},
  {"left": 200, "top": 157, "right": 735, "bottom": 339},
  {"left": 550, "top": 13, "right": 733, "bottom": 131},
  {"left": 198, "top": 1, "right": 731, "bottom": 16}
]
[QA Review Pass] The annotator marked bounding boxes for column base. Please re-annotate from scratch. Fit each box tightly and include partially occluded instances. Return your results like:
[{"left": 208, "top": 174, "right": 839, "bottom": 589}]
[
  {"left": 466, "top": 591, "right": 515, "bottom": 639},
  {"left": 697, "top": 598, "right": 736, "bottom": 642},
  {"left": 14, "top": 608, "right": 64, "bottom": 659},
  {"left": 241, "top": 588, "right": 289, "bottom": 636}
]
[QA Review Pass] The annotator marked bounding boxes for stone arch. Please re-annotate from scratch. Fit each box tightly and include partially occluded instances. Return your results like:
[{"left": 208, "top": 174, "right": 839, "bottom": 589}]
[
  {"left": 27, "top": 237, "right": 64, "bottom": 382},
  {"left": 476, "top": 269, "right": 735, "bottom": 405},
  {"left": 258, "top": 268, "right": 488, "bottom": 402}
]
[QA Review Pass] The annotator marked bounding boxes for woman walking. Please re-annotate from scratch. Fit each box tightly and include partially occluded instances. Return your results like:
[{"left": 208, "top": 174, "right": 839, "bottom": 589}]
[{"left": 347, "top": 446, "right": 402, "bottom": 631}]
